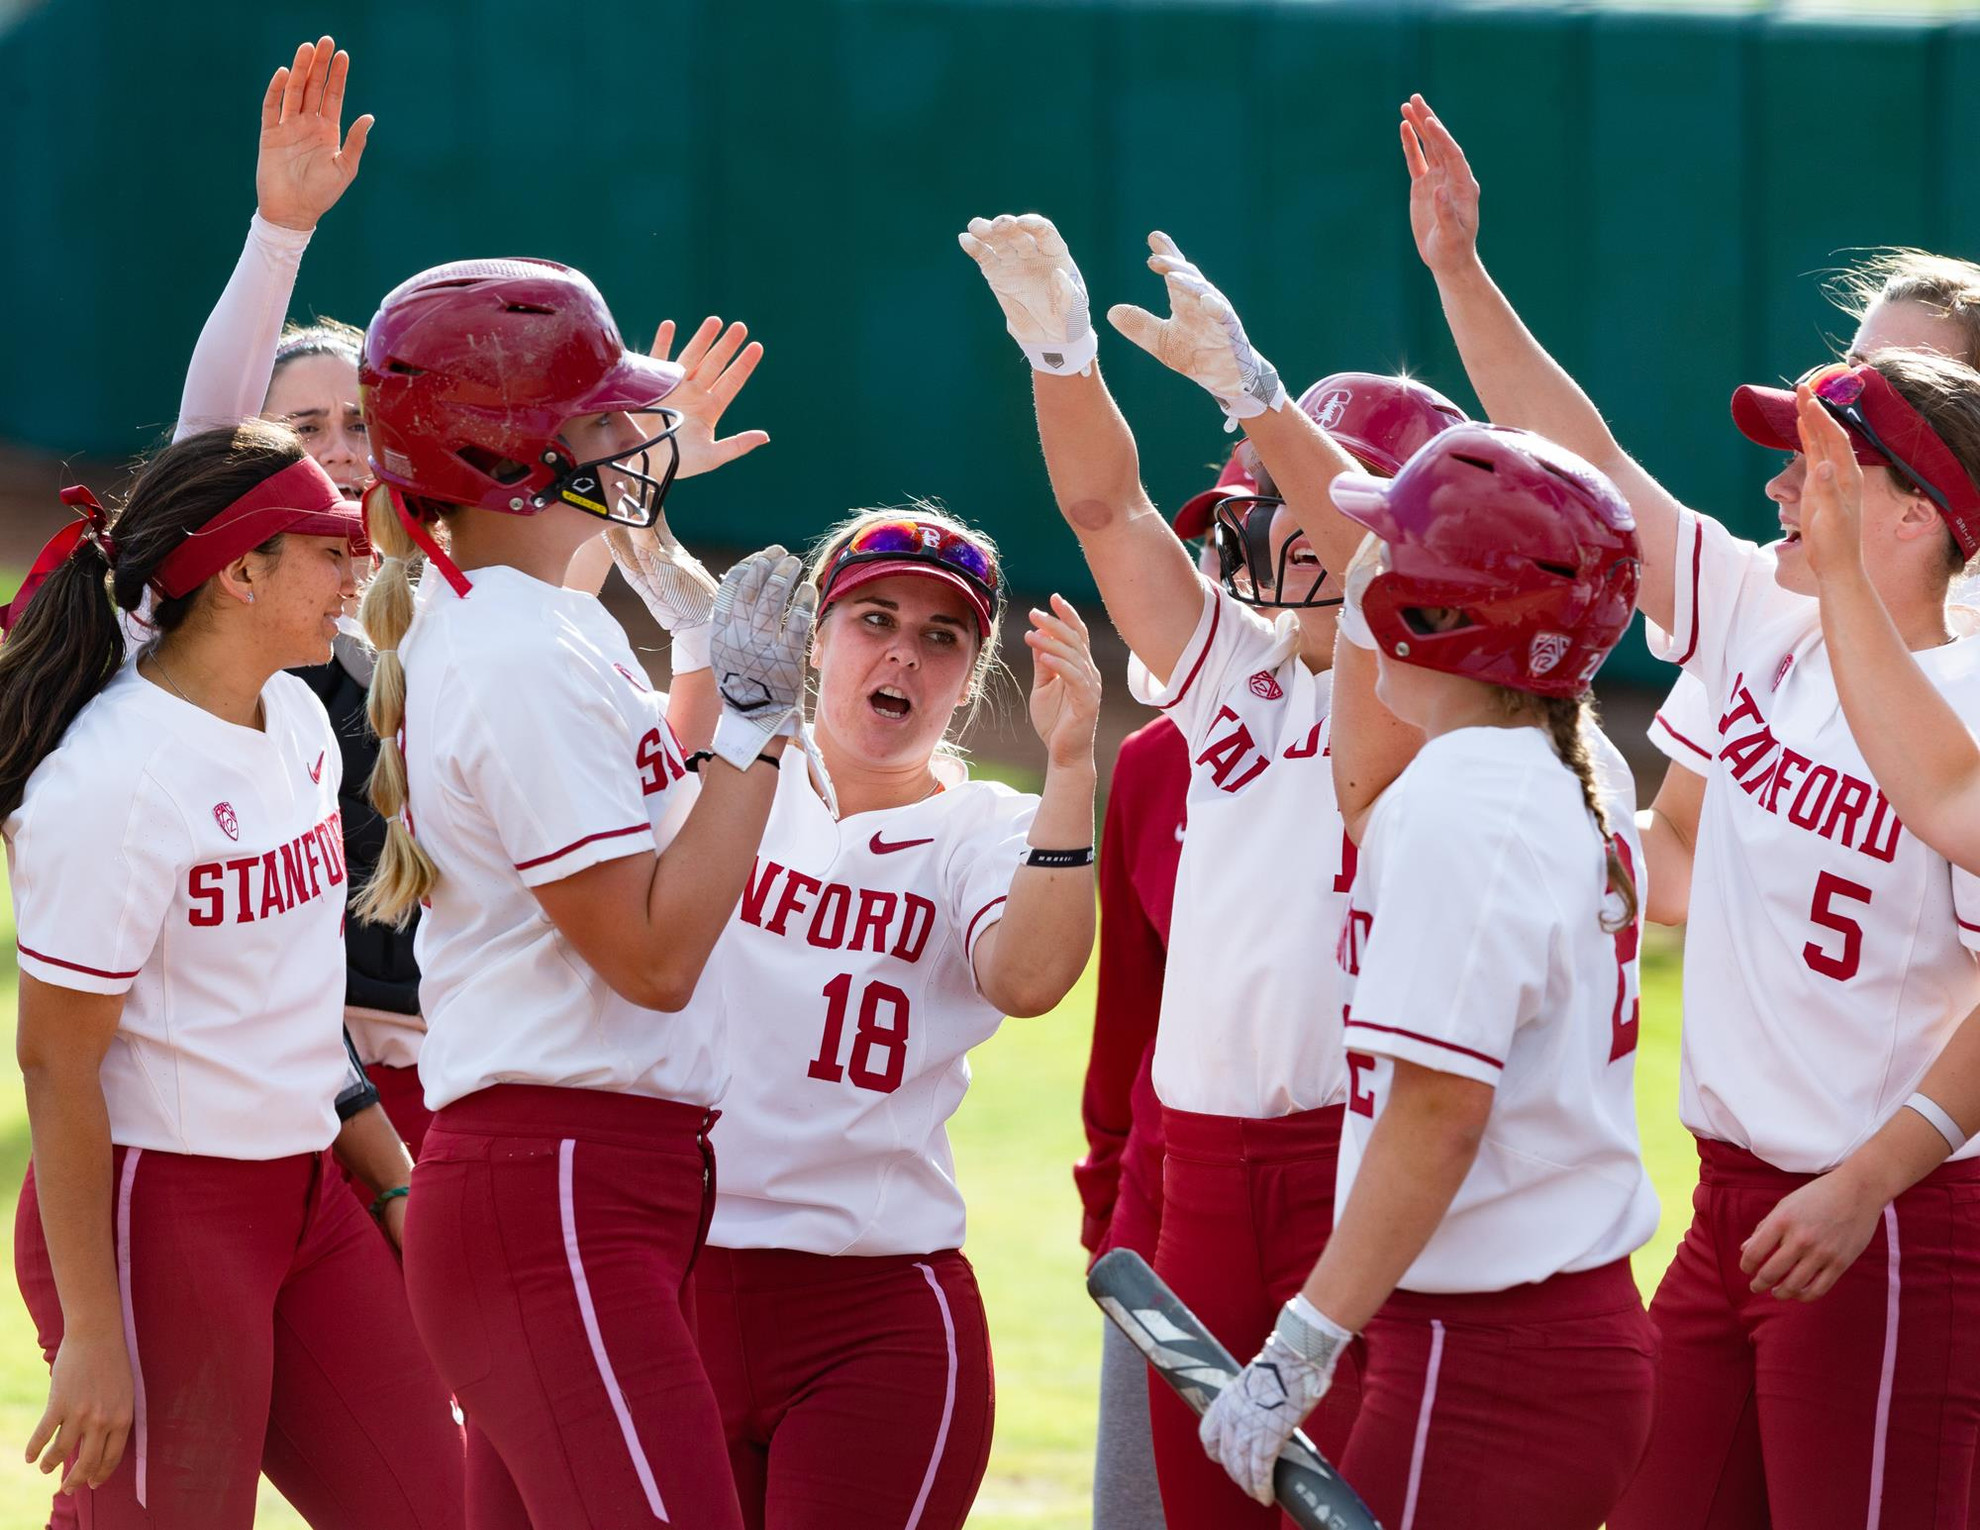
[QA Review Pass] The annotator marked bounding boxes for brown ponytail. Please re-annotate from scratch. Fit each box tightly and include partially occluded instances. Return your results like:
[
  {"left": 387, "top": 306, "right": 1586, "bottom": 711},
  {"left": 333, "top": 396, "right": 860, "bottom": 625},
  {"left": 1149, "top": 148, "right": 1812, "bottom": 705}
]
[
  {"left": 1530, "top": 693, "right": 1638, "bottom": 933},
  {"left": 0, "top": 423, "right": 304, "bottom": 821},
  {"left": 354, "top": 487, "right": 440, "bottom": 927}
]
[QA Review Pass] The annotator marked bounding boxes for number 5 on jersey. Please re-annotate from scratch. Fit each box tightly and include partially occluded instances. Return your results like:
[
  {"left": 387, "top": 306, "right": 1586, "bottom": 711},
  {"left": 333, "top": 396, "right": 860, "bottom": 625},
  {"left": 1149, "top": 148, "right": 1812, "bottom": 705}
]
[{"left": 808, "top": 974, "right": 913, "bottom": 1093}]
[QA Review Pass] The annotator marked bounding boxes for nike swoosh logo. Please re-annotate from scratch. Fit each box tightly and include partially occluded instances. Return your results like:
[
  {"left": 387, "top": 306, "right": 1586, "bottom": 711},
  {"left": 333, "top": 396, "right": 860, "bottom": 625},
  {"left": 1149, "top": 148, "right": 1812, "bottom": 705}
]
[
  {"left": 309, "top": 752, "right": 325, "bottom": 784},
  {"left": 870, "top": 832, "right": 935, "bottom": 855}
]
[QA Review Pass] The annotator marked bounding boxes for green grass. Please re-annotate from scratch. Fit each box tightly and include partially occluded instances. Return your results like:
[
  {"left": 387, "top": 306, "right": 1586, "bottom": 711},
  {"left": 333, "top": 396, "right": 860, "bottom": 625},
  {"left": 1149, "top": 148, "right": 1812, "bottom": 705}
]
[{"left": 0, "top": 887, "right": 1697, "bottom": 1527}]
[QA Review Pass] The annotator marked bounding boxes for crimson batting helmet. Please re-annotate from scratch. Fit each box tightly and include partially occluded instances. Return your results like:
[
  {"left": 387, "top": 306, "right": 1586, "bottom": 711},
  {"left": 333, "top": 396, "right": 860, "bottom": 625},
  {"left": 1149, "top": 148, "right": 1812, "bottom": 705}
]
[
  {"left": 1329, "top": 425, "right": 1639, "bottom": 698},
  {"left": 1296, "top": 372, "right": 1469, "bottom": 475},
  {"left": 360, "top": 258, "right": 684, "bottom": 528}
]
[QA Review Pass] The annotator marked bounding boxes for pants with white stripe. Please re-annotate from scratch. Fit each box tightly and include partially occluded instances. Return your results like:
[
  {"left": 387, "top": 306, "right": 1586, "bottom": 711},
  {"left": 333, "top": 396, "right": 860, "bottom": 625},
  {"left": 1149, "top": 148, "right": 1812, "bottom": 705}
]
[
  {"left": 403, "top": 1085, "right": 740, "bottom": 1530},
  {"left": 1344, "top": 1258, "right": 1654, "bottom": 1530},
  {"left": 693, "top": 1244, "right": 994, "bottom": 1530},
  {"left": 15, "top": 1147, "right": 465, "bottom": 1530},
  {"left": 1612, "top": 1138, "right": 1980, "bottom": 1530}
]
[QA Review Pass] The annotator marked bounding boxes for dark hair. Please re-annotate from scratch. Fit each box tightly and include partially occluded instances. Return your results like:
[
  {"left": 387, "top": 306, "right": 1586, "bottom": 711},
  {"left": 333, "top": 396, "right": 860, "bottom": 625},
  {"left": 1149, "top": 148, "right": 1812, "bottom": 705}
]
[
  {"left": 0, "top": 421, "right": 305, "bottom": 819},
  {"left": 267, "top": 317, "right": 364, "bottom": 398}
]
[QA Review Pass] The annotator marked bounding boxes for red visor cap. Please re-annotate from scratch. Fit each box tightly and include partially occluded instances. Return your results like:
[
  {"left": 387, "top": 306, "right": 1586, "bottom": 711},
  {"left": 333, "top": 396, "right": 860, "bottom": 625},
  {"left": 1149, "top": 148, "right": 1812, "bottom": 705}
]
[
  {"left": 1732, "top": 365, "right": 1980, "bottom": 558},
  {"left": 1173, "top": 448, "right": 1260, "bottom": 541},
  {"left": 819, "top": 558, "right": 995, "bottom": 639}
]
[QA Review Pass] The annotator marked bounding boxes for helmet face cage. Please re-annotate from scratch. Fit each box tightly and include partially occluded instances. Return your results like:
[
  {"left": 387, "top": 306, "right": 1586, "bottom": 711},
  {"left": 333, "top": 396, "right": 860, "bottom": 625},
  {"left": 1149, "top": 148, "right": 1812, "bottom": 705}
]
[
  {"left": 1211, "top": 494, "right": 1342, "bottom": 610},
  {"left": 537, "top": 409, "right": 684, "bottom": 528}
]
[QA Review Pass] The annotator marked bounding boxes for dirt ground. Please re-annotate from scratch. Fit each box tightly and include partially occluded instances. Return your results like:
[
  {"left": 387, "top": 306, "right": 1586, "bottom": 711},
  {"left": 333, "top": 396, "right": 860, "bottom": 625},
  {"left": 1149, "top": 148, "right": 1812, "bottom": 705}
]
[{"left": 0, "top": 440, "right": 1668, "bottom": 795}]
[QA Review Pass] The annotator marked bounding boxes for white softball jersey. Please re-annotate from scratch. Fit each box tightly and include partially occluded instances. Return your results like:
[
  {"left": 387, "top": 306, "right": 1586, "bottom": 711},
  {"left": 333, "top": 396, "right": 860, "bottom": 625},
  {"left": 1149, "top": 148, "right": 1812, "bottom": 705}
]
[
  {"left": 1127, "top": 579, "right": 1350, "bottom": 1119},
  {"left": 1337, "top": 724, "right": 1659, "bottom": 1294},
  {"left": 398, "top": 566, "right": 710, "bottom": 1112},
  {"left": 4, "top": 666, "right": 352, "bottom": 1159},
  {"left": 1649, "top": 670, "right": 1715, "bottom": 774},
  {"left": 1652, "top": 510, "right": 1980, "bottom": 1171},
  {"left": 706, "top": 750, "right": 1036, "bottom": 1257}
]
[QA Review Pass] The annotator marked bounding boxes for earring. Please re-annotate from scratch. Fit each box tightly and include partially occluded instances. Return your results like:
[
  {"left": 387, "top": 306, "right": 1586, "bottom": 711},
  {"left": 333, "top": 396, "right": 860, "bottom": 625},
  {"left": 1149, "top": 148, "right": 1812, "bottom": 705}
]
[{"left": 246, "top": 592, "right": 255, "bottom": 605}]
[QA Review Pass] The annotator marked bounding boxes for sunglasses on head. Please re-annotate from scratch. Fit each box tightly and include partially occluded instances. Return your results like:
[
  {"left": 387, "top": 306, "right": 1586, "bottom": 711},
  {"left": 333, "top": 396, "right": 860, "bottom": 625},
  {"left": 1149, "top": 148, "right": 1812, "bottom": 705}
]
[
  {"left": 1809, "top": 370, "right": 1952, "bottom": 521},
  {"left": 822, "top": 518, "right": 1002, "bottom": 603}
]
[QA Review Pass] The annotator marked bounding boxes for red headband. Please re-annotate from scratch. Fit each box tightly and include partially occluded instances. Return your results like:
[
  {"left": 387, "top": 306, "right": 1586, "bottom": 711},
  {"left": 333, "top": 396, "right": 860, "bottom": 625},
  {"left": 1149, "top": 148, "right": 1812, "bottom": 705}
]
[
  {"left": 1732, "top": 365, "right": 1980, "bottom": 558},
  {"left": 152, "top": 457, "right": 367, "bottom": 599}
]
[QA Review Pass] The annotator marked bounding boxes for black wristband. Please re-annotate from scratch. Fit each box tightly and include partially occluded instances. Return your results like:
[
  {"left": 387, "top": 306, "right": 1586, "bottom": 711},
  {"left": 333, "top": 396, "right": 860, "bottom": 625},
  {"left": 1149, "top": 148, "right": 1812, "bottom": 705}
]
[
  {"left": 685, "top": 750, "right": 780, "bottom": 774},
  {"left": 1024, "top": 845, "right": 1095, "bottom": 869}
]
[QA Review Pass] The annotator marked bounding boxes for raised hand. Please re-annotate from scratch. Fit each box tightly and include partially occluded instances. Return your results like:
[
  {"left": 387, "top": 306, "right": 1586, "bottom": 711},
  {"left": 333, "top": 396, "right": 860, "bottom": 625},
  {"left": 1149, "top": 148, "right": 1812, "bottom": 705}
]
[
  {"left": 646, "top": 317, "right": 770, "bottom": 481},
  {"left": 1024, "top": 595, "right": 1102, "bottom": 768},
  {"left": 709, "top": 547, "right": 817, "bottom": 770},
  {"left": 604, "top": 520, "right": 719, "bottom": 636},
  {"left": 1400, "top": 94, "right": 1480, "bottom": 278},
  {"left": 958, "top": 213, "right": 1097, "bottom": 377},
  {"left": 1106, "top": 233, "right": 1285, "bottom": 430},
  {"left": 257, "top": 36, "right": 373, "bottom": 233},
  {"left": 1795, "top": 374, "right": 1870, "bottom": 584}
]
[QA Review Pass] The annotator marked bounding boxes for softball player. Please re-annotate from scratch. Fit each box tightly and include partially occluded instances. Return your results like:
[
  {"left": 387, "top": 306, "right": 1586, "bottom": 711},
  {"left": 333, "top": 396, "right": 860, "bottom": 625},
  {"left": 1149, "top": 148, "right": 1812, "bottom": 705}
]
[
  {"left": 676, "top": 508, "right": 1098, "bottom": 1530},
  {"left": 1400, "top": 92, "right": 1980, "bottom": 1526},
  {"left": 1200, "top": 424, "right": 1658, "bottom": 1530},
  {"left": 1638, "top": 252, "right": 1980, "bottom": 926},
  {"left": 0, "top": 423, "right": 464, "bottom": 1528},
  {"left": 960, "top": 211, "right": 1461, "bottom": 1528},
  {"left": 354, "top": 257, "right": 811, "bottom": 1530}
]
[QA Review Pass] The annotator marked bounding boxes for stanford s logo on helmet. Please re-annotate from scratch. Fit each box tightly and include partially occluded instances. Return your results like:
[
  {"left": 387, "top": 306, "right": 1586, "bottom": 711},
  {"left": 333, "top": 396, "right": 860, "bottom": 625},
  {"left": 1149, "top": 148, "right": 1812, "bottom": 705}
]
[
  {"left": 360, "top": 258, "right": 685, "bottom": 527},
  {"left": 1329, "top": 424, "right": 1640, "bottom": 700}
]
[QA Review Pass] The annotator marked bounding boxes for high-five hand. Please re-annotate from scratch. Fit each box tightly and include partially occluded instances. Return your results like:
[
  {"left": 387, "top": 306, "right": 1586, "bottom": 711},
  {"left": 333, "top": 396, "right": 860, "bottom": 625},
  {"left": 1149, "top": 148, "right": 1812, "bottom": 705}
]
[
  {"left": 645, "top": 317, "right": 771, "bottom": 481},
  {"left": 1024, "top": 595, "right": 1102, "bottom": 768},
  {"left": 257, "top": 36, "right": 373, "bottom": 233},
  {"left": 709, "top": 548, "right": 816, "bottom": 770},
  {"left": 1106, "top": 233, "right": 1285, "bottom": 431},
  {"left": 1400, "top": 94, "right": 1481, "bottom": 278},
  {"left": 958, "top": 213, "right": 1098, "bottom": 377},
  {"left": 1795, "top": 372, "right": 1870, "bottom": 584}
]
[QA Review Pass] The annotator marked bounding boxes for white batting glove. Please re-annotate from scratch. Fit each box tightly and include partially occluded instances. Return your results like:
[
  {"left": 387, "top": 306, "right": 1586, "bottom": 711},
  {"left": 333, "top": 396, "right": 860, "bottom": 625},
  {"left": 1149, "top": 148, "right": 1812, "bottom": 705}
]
[
  {"left": 958, "top": 213, "right": 1098, "bottom": 377},
  {"left": 1339, "top": 531, "right": 1383, "bottom": 652},
  {"left": 1108, "top": 232, "right": 1287, "bottom": 431},
  {"left": 1198, "top": 1297, "right": 1350, "bottom": 1506},
  {"left": 709, "top": 546, "right": 816, "bottom": 771},
  {"left": 604, "top": 521, "right": 720, "bottom": 673}
]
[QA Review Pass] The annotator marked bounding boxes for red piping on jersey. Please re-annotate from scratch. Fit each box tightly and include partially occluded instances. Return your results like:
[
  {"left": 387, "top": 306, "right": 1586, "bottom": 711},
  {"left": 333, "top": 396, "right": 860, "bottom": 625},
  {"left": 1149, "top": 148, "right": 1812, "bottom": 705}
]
[
  {"left": 513, "top": 822, "right": 650, "bottom": 872},
  {"left": 1672, "top": 518, "right": 1704, "bottom": 667},
  {"left": 1344, "top": 1019, "right": 1504, "bottom": 1070},
  {"left": 17, "top": 942, "right": 141, "bottom": 981},
  {"left": 1959, "top": 916, "right": 1980, "bottom": 935},
  {"left": 1653, "top": 713, "right": 1713, "bottom": 764},
  {"left": 1155, "top": 597, "right": 1221, "bottom": 712},
  {"left": 964, "top": 896, "right": 1007, "bottom": 955}
]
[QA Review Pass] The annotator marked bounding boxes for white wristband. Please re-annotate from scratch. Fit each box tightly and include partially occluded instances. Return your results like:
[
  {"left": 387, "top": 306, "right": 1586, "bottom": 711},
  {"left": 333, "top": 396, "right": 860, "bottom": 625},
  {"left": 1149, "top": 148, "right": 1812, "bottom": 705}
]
[
  {"left": 1905, "top": 1091, "right": 1969, "bottom": 1152},
  {"left": 671, "top": 623, "right": 712, "bottom": 675},
  {"left": 1017, "top": 328, "right": 1098, "bottom": 378}
]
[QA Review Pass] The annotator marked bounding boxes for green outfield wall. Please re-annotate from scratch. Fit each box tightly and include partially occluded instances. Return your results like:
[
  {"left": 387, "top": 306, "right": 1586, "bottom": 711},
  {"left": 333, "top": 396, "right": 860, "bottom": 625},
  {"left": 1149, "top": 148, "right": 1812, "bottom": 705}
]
[{"left": 2, "top": 0, "right": 1974, "bottom": 682}]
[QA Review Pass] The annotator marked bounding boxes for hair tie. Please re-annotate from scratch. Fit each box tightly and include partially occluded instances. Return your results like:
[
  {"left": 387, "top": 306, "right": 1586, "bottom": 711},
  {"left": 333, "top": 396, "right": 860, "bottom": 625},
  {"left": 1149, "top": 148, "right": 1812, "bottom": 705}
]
[{"left": 59, "top": 485, "right": 118, "bottom": 566}]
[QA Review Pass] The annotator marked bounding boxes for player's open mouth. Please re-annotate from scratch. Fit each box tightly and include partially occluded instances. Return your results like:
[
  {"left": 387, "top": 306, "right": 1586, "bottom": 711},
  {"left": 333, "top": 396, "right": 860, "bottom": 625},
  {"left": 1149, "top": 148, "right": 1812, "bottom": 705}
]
[
  {"left": 870, "top": 686, "right": 913, "bottom": 720},
  {"left": 1288, "top": 545, "right": 1322, "bottom": 569},
  {"left": 1779, "top": 522, "right": 1802, "bottom": 546}
]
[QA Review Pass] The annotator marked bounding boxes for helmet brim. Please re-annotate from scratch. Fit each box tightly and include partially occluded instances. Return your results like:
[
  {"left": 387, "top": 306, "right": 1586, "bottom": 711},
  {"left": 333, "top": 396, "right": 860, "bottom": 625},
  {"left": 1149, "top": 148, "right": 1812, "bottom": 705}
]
[
  {"left": 1328, "top": 470, "right": 1400, "bottom": 539},
  {"left": 572, "top": 351, "right": 686, "bottom": 415}
]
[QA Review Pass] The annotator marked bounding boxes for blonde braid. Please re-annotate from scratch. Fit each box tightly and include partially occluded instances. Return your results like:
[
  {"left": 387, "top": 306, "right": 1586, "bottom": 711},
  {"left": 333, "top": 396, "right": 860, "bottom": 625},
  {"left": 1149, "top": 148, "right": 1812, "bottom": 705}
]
[
  {"left": 354, "top": 487, "right": 440, "bottom": 927},
  {"left": 1536, "top": 694, "right": 1638, "bottom": 933}
]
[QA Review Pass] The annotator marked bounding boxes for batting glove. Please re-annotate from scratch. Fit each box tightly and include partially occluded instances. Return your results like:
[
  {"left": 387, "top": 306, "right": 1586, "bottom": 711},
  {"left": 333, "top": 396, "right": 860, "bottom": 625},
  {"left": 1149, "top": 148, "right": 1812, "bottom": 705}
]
[
  {"left": 604, "top": 521, "right": 720, "bottom": 673},
  {"left": 1108, "top": 233, "right": 1287, "bottom": 432},
  {"left": 709, "top": 546, "right": 816, "bottom": 771},
  {"left": 1199, "top": 1296, "right": 1350, "bottom": 1506},
  {"left": 958, "top": 213, "right": 1098, "bottom": 377}
]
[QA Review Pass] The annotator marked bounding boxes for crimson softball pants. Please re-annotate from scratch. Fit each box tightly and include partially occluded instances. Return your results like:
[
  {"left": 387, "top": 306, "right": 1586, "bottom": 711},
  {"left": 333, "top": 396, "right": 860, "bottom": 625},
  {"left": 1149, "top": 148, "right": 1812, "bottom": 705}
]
[
  {"left": 1342, "top": 1259, "right": 1656, "bottom": 1530},
  {"left": 1149, "top": 1103, "right": 1360, "bottom": 1530},
  {"left": 402, "top": 1084, "right": 740, "bottom": 1530},
  {"left": 694, "top": 1244, "right": 994, "bottom": 1530},
  {"left": 14, "top": 1147, "right": 464, "bottom": 1530},
  {"left": 1611, "top": 1138, "right": 1980, "bottom": 1530}
]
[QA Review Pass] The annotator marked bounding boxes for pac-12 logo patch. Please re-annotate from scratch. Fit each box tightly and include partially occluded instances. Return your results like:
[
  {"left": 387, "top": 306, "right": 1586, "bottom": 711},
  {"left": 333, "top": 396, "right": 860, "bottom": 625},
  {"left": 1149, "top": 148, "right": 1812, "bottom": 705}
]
[
  {"left": 1311, "top": 388, "right": 1353, "bottom": 430},
  {"left": 1247, "top": 670, "right": 1283, "bottom": 701},
  {"left": 1528, "top": 632, "right": 1571, "bottom": 677},
  {"left": 213, "top": 801, "right": 239, "bottom": 841}
]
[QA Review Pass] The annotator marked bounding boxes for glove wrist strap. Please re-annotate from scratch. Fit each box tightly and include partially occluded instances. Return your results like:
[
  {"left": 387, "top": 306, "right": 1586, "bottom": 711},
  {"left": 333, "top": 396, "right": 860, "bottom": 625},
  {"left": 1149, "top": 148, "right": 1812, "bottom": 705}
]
[
  {"left": 671, "top": 623, "right": 712, "bottom": 675},
  {"left": 1273, "top": 1295, "right": 1352, "bottom": 1367},
  {"left": 1017, "top": 328, "right": 1098, "bottom": 378}
]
